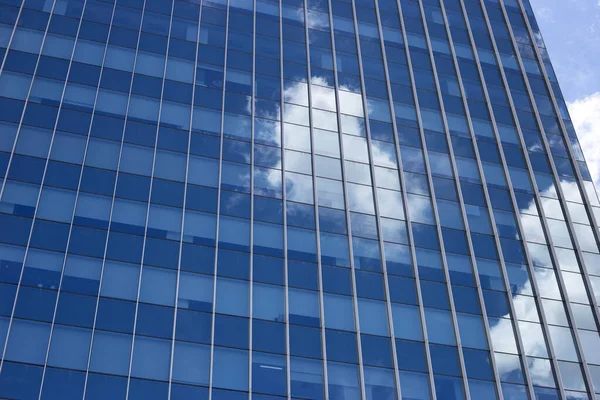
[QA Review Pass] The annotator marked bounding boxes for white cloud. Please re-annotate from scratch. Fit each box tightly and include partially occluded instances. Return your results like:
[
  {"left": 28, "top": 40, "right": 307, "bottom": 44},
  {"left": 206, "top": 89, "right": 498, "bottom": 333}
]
[
  {"left": 567, "top": 92, "right": 600, "bottom": 189},
  {"left": 534, "top": 6, "right": 554, "bottom": 22}
]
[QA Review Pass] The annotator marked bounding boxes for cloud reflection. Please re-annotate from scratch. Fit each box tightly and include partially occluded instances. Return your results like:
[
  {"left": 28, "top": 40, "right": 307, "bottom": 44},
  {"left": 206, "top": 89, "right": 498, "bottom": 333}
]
[
  {"left": 251, "top": 72, "right": 597, "bottom": 395},
  {"left": 488, "top": 180, "right": 597, "bottom": 391}
]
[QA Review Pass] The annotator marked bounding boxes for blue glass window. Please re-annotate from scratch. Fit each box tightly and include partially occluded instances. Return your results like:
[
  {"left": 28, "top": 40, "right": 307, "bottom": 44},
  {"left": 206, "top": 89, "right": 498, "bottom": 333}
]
[{"left": 430, "top": 344, "right": 461, "bottom": 376}]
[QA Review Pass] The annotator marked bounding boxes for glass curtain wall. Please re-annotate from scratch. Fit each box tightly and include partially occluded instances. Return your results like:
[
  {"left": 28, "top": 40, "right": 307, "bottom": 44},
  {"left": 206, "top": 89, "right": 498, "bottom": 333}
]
[{"left": 0, "top": 0, "right": 598, "bottom": 399}]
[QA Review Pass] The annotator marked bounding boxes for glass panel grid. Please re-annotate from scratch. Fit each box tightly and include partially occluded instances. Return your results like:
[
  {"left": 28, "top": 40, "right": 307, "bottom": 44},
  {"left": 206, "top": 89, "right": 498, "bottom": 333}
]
[{"left": 0, "top": 0, "right": 598, "bottom": 399}]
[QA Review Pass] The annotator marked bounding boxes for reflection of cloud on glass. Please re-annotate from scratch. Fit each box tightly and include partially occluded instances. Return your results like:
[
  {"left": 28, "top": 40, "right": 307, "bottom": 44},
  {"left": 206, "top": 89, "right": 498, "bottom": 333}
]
[
  {"left": 255, "top": 118, "right": 281, "bottom": 148},
  {"left": 245, "top": 95, "right": 252, "bottom": 114},
  {"left": 342, "top": 135, "right": 369, "bottom": 164},
  {"left": 558, "top": 179, "right": 584, "bottom": 205},
  {"left": 520, "top": 214, "right": 546, "bottom": 245},
  {"left": 284, "top": 80, "right": 309, "bottom": 106},
  {"left": 527, "top": 357, "right": 556, "bottom": 388},
  {"left": 427, "top": 151, "right": 453, "bottom": 179},
  {"left": 286, "top": 172, "right": 314, "bottom": 204},
  {"left": 371, "top": 141, "right": 397, "bottom": 169},
  {"left": 223, "top": 191, "right": 246, "bottom": 211},
  {"left": 488, "top": 317, "right": 519, "bottom": 355},
  {"left": 347, "top": 183, "right": 374, "bottom": 214},
  {"left": 276, "top": 77, "right": 409, "bottom": 272},
  {"left": 306, "top": 9, "right": 329, "bottom": 30},
  {"left": 406, "top": 194, "right": 433, "bottom": 225},
  {"left": 590, "top": 276, "right": 600, "bottom": 304},
  {"left": 488, "top": 181, "right": 595, "bottom": 389},
  {"left": 567, "top": 93, "right": 600, "bottom": 189},
  {"left": 339, "top": 90, "right": 364, "bottom": 118},
  {"left": 253, "top": 166, "right": 281, "bottom": 198},
  {"left": 564, "top": 389, "right": 588, "bottom": 399},
  {"left": 286, "top": 200, "right": 312, "bottom": 220},
  {"left": 377, "top": 189, "right": 404, "bottom": 221},
  {"left": 311, "top": 85, "right": 336, "bottom": 112}
]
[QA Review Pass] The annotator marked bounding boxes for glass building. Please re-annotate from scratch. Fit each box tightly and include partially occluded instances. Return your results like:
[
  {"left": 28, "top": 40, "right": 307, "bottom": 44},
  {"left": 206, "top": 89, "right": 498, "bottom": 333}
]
[{"left": 1, "top": 0, "right": 600, "bottom": 398}]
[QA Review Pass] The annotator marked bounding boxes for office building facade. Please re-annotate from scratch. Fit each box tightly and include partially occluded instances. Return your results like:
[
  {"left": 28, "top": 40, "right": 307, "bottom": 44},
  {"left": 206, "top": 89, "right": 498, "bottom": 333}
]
[{"left": 0, "top": 0, "right": 599, "bottom": 398}]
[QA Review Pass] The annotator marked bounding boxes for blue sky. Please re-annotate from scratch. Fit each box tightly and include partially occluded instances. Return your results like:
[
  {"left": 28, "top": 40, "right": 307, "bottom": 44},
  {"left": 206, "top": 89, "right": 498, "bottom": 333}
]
[{"left": 529, "top": 0, "right": 600, "bottom": 188}]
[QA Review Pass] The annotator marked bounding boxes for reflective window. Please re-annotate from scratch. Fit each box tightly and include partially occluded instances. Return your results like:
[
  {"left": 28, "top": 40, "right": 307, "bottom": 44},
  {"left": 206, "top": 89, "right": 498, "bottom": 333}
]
[{"left": 425, "top": 308, "right": 456, "bottom": 345}]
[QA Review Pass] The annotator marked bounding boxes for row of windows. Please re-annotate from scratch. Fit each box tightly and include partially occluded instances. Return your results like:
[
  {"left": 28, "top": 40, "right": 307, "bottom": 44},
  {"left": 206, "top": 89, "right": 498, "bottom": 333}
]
[
  {"left": 4, "top": 183, "right": 587, "bottom": 267},
  {"left": 6, "top": 200, "right": 598, "bottom": 296},
  {"left": 1, "top": 112, "right": 588, "bottom": 194},
  {"left": 0, "top": 208, "right": 548, "bottom": 290},
  {"left": 0, "top": 78, "right": 581, "bottom": 194},
  {"left": 7, "top": 203, "right": 597, "bottom": 328},
  {"left": 0, "top": 5, "right": 580, "bottom": 164},
  {"left": 0, "top": 237, "right": 596, "bottom": 351},
  {"left": 0, "top": 122, "right": 583, "bottom": 218},
  {"left": 0, "top": 117, "right": 585, "bottom": 217},
  {"left": 2, "top": 264, "right": 594, "bottom": 366},
  {"left": 2, "top": 139, "right": 598, "bottom": 288},
  {"left": 2, "top": 152, "right": 594, "bottom": 257},
  {"left": 2, "top": 240, "right": 593, "bottom": 328},
  {"left": 0, "top": 360, "right": 541, "bottom": 400},
  {"left": 2, "top": 213, "right": 596, "bottom": 307},
  {"left": 0, "top": 284, "right": 596, "bottom": 394},
  {"left": 2, "top": 266, "right": 596, "bottom": 347},
  {"left": 3, "top": 66, "right": 574, "bottom": 169},
  {"left": 0, "top": 300, "right": 594, "bottom": 391},
  {"left": 0, "top": 318, "right": 595, "bottom": 397},
  {"left": 0, "top": 317, "right": 512, "bottom": 384},
  {"left": 0, "top": 279, "right": 509, "bottom": 348},
  {"left": 0, "top": 108, "right": 581, "bottom": 209},
  {"left": 0, "top": 38, "right": 580, "bottom": 190},
  {"left": 1, "top": 198, "right": 585, "bottom": 289},
  {"left": 0, "top": 0, "right": 568, "bottom": 116},
  {"left": 0, "top": 126, "right": 585, "bottom": 225}
]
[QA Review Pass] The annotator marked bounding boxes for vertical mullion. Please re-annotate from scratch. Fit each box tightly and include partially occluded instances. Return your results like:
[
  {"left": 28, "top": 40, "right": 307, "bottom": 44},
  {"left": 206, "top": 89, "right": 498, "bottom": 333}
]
[
  {"left": 345, "top": 0, "right": 404, "bottom": 397},
  {"left": 475, "top": 0, "right": 588, "bottom": 398},
  {"left": 208, "top": 0, "right": 231, "bottom": 397},
  {"left": 316, "top": 5, "right": 368, "bottom": 400},
  {"left": 513, "top": 0, "right": 600, "bottom": 327},
  {"left": 493, "top": 0, "right": 598, "bottom": 397},
  {"left": 0, "top": 0, "right": 25, "bottom": 77},
  {"left": 301, "top": 3, "right": 330, "bottom": 400},
  {"left": 369, "top": 0, "right": 440, "bottom": 396},
  {"left": 38, "top": 0, "right": 119, "bottom": 397},
  {"left": 279, "top": 1, "right": 292, "bottom": 399},
  {"left": 414, "top": 0, "right": 511, "bottom": 398},
  {"left": 435, "top": 0, "right": 541, "bottom": 399},
  {"left": 248, "top": 0, "right": 256, "bottom": 395},
  {"left": 394, "top": 0, "right": 471, "bottom": 397},
  {"left": 0, "top": 0, "right": 27, "bottom": 174},
  {"left": 168, "top": 0, "right": 205, "bottom": 398},
  {"left": 82, "top": 0, "right": 150, "bottom": 396},
  {"left": 0, "top": 0, "right": 58, "bottom": 200},
  {"left": 278, "top": 1, "right": 290, "bottom": 398},
  {"left": 125, "top": 1, "right": 177, "bottom": 398},
  {"left": 460, "top": 0, "right": 569, "bottom": 397},
  {"left": 0, "top": 0, "right": 67, "bottom": 374}
]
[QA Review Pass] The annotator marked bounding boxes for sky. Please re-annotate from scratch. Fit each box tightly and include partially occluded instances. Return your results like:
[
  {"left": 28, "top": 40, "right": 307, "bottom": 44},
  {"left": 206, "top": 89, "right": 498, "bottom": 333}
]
[{"left": 529, "top": 0, "right": 600, "bottom": 189}]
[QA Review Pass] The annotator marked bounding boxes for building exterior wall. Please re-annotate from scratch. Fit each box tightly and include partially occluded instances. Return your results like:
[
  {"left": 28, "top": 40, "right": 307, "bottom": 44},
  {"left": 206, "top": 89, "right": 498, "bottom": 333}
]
[{"left": 0, "top": 0, "right": 599, "bottom": 398}]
